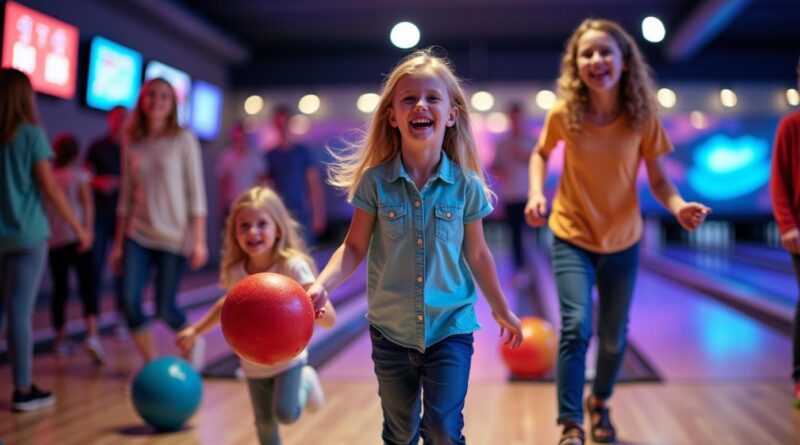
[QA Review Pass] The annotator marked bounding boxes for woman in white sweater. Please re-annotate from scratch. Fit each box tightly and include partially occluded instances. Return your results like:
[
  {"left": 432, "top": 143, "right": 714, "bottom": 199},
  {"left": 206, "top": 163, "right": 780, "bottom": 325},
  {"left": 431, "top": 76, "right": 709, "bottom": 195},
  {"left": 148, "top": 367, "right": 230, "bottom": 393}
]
[{"left": 110, "top": 77, "right": 208, "bottom": 367}]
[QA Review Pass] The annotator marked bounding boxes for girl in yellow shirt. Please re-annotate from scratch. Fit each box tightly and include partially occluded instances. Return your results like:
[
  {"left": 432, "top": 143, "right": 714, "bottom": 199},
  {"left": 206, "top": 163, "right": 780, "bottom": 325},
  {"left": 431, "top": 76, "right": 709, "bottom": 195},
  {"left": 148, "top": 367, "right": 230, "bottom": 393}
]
[{"left": 524, "top": 19, "right": 711, "bottom": 445}]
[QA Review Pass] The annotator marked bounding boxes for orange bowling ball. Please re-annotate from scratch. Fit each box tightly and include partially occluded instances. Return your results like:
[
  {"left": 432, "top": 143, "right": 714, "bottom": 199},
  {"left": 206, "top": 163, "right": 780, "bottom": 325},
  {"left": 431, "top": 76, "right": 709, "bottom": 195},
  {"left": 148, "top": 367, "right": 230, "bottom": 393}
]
[
  {"left": 221, "top": 272, "right": 315, "bottom": 366},
  {"left": 500, "top": 316, "right": 557, "bottom": 377}
]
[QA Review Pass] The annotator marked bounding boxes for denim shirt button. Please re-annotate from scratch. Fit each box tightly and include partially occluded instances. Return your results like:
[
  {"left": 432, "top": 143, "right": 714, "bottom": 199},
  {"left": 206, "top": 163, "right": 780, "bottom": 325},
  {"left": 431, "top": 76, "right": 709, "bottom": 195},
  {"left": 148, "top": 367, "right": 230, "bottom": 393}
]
[
  {"left": 445, "top": 211, "right": 452, "bottom": 218},
  {"left": 417, "top": 314, "right": 423, "bottom": 321},
  {"left": 414, "top": 201, "right": 421, "bottom": 208},
  {"left": 417, "top": 238, "right": 423, "bottom": 246},
  {"left": 388, "top": 211, "right": 395, "bottom": 218},
  {"left": 417, "top": 276, "right": 423, "bottom": 283}
]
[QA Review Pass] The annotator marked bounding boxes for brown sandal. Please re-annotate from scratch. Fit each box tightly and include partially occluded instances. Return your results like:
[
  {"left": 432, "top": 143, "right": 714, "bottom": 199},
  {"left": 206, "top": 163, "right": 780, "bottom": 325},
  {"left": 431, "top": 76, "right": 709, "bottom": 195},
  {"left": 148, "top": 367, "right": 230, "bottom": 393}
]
[
  {"left": 585, "top": 395, "right": 616, "bottom": 443},
  {"left": 559, "top": 423, "right": 585, "bottom": 445}
]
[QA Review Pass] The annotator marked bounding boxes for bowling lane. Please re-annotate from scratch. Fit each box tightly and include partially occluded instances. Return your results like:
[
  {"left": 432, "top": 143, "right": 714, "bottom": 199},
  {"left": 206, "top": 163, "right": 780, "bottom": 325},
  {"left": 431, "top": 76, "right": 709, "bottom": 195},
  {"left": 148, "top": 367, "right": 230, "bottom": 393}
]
[
  {"left": 630, "top": 268, "right": 791, "bottom": 380},
  {"left": 732, "top": 242, "right": 794, "bottom": 273},
  {"left": 658, "top": 245, "right": 795, "bottom": 308}
]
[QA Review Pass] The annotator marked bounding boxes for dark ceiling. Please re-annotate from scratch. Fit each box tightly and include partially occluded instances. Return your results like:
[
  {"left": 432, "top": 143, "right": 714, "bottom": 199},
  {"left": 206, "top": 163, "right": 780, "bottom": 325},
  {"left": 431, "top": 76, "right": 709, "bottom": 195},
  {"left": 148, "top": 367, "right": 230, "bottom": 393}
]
[{"left": 176, "top": 0, "right": 800, "bottom": 87}]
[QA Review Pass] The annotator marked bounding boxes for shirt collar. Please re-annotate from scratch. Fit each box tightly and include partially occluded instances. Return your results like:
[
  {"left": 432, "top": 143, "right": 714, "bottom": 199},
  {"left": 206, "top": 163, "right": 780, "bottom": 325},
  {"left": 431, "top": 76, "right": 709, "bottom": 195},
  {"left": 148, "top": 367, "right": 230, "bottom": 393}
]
[{"left": 386, "top": 150, "right": 456, "bottom": 185}]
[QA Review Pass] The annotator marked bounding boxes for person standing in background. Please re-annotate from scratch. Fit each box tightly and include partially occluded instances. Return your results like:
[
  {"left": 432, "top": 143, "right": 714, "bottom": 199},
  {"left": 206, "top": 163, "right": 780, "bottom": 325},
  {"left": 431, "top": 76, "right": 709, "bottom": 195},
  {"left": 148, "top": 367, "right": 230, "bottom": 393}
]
[
  {"left": 45, "top": 133, "right": 106, "bottom": 364},
  {"left": 85, "top": 105, "right": 127, "bottom": 339},
  {"left": 217, "top": 121, "right": 265, "bottom": 218},
  {"left": 110, "top": 78, "right": 208, "bottom": 369},
  {"left": 491, "top": 102, "right": 537, "bottom": 286},
  {"left": 1, "top": 68, "right": 92, "bottom": 412},
  {"left": 768, "top": 55, "right": 800, "bottom": 408},
  {"left": 264, "top": 106, "right": 326, "bottom": 245}
]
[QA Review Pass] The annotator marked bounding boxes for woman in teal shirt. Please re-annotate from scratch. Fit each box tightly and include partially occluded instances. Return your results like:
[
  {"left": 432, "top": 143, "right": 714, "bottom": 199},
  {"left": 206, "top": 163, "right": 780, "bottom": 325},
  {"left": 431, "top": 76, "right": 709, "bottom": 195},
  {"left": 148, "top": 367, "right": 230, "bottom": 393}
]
[{"left": 0, "top": 68, "right": 91, "bottom": 412}]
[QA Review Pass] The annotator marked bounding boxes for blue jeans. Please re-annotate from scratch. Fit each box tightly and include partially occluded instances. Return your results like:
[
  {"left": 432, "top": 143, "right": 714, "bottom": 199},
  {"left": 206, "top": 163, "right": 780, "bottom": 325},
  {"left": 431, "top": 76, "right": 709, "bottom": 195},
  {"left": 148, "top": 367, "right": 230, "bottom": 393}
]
[
  {"left": 121, "top": 239, "right": 187, "bottom": 332},
  {"left": 790, "top": 254, "right": 800, "bottom": 381},
  {"left": 369, "top": 325, "right": 473, "bottom": 445},
  {"left": 0, "top": 241, "right": 48, "bottom": 389},
  {"left": 245, "top": 363, "right": 305, "bottom": 445},
  {"left": 551, "top": 238, "right": 639, "bottom": 425}
]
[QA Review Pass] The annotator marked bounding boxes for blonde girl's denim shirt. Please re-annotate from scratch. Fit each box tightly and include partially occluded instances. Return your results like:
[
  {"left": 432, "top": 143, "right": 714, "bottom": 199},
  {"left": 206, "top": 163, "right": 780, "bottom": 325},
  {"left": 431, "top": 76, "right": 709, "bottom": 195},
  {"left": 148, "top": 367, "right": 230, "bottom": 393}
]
[{"left": 351, "top": 152, "right": 493, "bottom": 352}]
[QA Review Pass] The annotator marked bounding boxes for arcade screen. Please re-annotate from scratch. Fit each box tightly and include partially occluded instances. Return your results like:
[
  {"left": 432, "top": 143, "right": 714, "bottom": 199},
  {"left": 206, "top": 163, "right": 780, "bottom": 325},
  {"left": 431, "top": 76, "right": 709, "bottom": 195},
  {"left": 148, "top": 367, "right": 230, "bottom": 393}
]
[
  {"left": 85, "top": 36, "right": 142, "bottom": 110},
  {"left": 1, "top": 1, "right": 79, "bottom": 99},
  {"left": 189, "top": 80, "right": 222, "bottom": 140}
]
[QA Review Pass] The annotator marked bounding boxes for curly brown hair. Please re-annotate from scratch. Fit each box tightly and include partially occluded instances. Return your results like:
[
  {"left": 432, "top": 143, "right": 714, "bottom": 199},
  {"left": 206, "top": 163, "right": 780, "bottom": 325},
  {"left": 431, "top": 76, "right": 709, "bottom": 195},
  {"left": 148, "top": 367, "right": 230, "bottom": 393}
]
[{"left": 557, "top": 18, "right": 658, "bottom": 134}]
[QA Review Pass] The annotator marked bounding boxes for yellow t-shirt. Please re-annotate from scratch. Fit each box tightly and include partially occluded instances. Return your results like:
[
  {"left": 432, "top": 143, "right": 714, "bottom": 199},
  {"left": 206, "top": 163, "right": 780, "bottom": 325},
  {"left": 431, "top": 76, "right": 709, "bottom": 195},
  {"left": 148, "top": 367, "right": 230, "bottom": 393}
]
[{"left": 538, "top": 101, "right": 673, "bottom": 253}]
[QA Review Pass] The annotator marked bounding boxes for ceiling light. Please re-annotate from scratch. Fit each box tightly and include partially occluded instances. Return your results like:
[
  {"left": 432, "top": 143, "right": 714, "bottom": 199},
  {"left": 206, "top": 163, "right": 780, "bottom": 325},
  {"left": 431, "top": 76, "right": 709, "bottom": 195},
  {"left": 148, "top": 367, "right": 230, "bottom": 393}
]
[{"left": 390, "top": 22, "right": 420, "bottom": 49}]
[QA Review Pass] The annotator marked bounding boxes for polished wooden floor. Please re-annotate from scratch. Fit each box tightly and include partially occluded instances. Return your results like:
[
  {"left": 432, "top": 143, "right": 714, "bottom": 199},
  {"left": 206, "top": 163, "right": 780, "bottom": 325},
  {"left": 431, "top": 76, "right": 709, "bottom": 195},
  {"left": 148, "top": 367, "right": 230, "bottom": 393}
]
[
  {"left": 3, "top": 239, "right": 800, "bottom": 444},
  {"left": 0, "top": 321, "right": 797, "bottom": 445}
]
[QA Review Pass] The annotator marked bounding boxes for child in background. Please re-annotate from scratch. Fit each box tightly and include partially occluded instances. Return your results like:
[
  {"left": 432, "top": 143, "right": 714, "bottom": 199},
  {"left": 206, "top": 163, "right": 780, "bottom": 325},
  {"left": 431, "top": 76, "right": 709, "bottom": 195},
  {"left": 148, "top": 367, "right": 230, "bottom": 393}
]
[
  {"left": 307, "top": 48, "right": 523, "bottom": 444},
  {"left": 524, "top": 19, "right": 711, "bottom": 445},
  {"left": 177, "top": 186, "right": 335, "bottom": 445},
  {"left": 44, "top": 134, "right": 106, "bottom": 364}
]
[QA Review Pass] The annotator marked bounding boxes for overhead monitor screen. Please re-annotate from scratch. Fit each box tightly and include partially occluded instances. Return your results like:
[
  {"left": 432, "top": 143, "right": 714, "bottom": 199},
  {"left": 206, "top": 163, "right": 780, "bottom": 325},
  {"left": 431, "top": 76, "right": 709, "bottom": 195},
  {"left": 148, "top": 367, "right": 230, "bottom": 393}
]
[
  {"left": 85, "top": 36, "right": 142, "bottom": 110},
  {"left": 1, "top": 1, "right": 79, "bottom": 98},
  {"left": 190, "top": 80, "right": 223, "bottom": 140}
]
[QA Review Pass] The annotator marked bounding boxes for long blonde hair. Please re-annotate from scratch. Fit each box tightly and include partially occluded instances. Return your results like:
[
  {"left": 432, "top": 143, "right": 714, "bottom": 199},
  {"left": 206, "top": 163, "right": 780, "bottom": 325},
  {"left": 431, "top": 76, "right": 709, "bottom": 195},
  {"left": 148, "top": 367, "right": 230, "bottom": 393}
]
[
  {"left": 220, "top": 187, "right": 316, "bottom": 288},
  {"left": 557, "top": 18, "right": 658, "bottom": 133},
  {"left": 327, "top": 48, "right": 491, "bottom": 201},
  {"left": 0, "top": 68, "right": 39, "bottom": 145},
  {"left": 126, "top": 78, "right": 182, "bottom": 143}
]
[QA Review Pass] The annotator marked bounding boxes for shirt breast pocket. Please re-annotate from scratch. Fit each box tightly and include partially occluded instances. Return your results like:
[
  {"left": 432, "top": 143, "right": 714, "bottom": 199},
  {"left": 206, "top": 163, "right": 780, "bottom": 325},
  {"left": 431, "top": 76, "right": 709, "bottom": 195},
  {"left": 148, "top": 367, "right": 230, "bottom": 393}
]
[
  {"left": 378, "top": 204, "right": 407, "bottom": 241},
  {"left": 435, "top": 204, "right": 462, "bottom": 242}
]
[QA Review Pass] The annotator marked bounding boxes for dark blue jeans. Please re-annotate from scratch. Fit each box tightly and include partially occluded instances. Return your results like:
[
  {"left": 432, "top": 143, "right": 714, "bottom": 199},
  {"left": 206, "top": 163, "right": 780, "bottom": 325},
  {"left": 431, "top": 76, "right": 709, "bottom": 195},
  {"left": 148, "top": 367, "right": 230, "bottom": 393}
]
[
  {"left": 790, "top": 254, "right": 800, "bottom": 382},
  {"left": 551, "top": 238, "right": 639, "bottom": 425},
  {"left": 369, "top": 325, "right": 473, "bottom": 445},
  {"left": 121, "top": 239, "right": 187, "bottom": 332},
  {"left": 48, "top": 243, "right": 98, "bottom": 329}
]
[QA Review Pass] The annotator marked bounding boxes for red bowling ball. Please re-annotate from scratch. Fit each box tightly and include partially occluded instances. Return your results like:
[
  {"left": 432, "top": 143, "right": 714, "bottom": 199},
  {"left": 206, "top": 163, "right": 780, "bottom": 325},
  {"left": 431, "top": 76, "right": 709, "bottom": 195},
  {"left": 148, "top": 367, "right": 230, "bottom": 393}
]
[
  {"left": 221, "top": 272, "right": 315, "bottom": 366},
  {"left": 500, "top": 316, "right": 557, "bottom": 377}
]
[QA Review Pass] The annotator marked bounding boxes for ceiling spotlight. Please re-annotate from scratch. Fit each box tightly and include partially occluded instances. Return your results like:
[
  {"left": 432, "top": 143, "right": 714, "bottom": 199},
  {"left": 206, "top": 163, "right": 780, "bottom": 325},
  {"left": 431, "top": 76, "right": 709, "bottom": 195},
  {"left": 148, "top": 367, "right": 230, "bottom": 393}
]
[
  {"left": 535, "top": 90, "right": 556, "bottom": 110},
  {"left": 244, "top": 95, "right": 263, "bottom": 115},
  {"left": 642, "top": 16, "right": 666, "bottom": 43},
  {"left": 657, "top": 88, "right": 676, "bottom": 108},
  {"left": 357, "top": 93, "right": 380, "bottom": 113},
  {"left": 720, "top": 89, "right": 737, "bottom": 108},
  {"left": 787, "top": 88, "right": 800, "bottom": 107},
  {"left": 390, "top": 22, "right": 420, "bottom": 49},
  {"left": 470, "top": 91, "right": 494, "bottom": 112},
  {"left": 298, "top": 94, "right": 320, "bottom": 115}
]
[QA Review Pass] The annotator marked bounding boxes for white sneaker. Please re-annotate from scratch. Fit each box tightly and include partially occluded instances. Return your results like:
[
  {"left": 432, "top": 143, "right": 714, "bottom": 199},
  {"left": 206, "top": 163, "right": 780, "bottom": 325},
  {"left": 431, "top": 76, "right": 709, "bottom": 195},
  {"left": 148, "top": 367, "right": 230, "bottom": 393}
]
[
  {"left": 188, "top": 337, "right": 206, "bottom": 372},
  {"left": 84, "top": 336, "right": 107, "bottom": 365},
  {"left": 301, "top": 365, "right": 324, "bottom": 413}
]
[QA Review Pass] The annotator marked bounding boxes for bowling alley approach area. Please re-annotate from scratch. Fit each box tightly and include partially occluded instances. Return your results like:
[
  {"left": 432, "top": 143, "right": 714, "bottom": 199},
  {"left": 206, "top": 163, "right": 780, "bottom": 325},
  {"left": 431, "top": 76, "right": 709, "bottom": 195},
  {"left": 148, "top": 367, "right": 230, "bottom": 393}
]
[
  {"left": 2, "top": 1, "right": 800, "bottom": 444},
  {"left": 1, "top": 226, "right": 798, "bottom": 444}
]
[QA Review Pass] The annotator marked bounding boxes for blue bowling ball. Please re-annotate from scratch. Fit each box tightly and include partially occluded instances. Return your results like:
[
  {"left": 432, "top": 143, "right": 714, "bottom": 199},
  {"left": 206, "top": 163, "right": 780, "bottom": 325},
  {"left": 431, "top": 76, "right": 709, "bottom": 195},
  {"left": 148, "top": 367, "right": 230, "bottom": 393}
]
[{"left": 131, "top": 356, "right": 203, "bottom": 431}]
